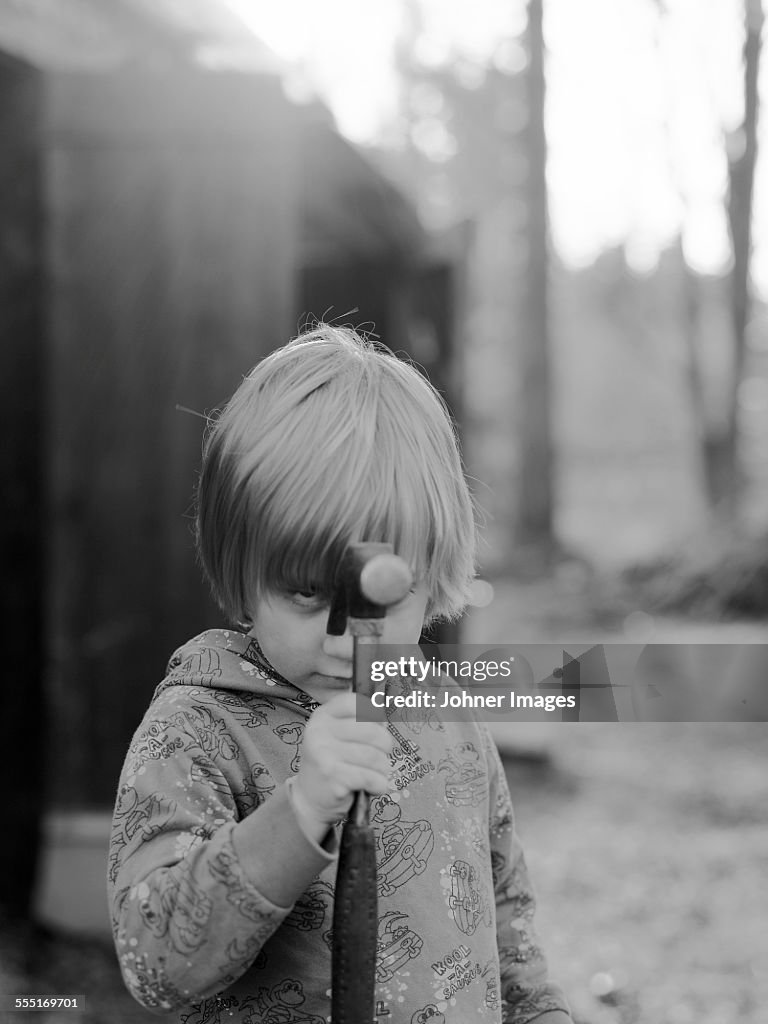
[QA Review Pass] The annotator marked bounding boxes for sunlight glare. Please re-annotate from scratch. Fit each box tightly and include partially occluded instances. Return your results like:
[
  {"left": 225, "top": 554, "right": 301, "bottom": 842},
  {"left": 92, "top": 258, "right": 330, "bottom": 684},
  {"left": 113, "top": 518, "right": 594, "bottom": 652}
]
[{"left": 221, "top": 0, "right": 768, "bottom": 295}]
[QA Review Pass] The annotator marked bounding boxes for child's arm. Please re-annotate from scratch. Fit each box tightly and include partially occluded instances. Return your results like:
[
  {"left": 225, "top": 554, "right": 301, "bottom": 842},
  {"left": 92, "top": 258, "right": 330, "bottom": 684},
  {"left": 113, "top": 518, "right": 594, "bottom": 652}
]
[
  {"left": 108, "top": 693, "right": 391, "bottom": 1015},
  {"left": 109, "top": 707, "right": 327, "bottom": 1014},
  {"left": 483, "top": 731, "right": 573, "bottom": 1024}
]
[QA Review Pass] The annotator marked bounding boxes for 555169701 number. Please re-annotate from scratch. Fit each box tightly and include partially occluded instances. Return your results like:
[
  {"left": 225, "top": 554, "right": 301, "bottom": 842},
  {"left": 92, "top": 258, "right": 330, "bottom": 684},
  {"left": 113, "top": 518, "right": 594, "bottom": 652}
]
[{"left": 1, "top": 996, "right": 84, "bottom": 1011}]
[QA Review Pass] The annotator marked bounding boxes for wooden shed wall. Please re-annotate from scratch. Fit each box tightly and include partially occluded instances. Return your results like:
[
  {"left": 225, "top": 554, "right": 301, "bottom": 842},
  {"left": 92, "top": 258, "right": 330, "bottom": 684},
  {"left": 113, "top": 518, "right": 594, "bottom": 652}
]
[
  {"left": 42, "top": 69, "right": 298, "bottom": 805},
  {"left": 0, "top": 54, "right": 47, "bottom": 915}
]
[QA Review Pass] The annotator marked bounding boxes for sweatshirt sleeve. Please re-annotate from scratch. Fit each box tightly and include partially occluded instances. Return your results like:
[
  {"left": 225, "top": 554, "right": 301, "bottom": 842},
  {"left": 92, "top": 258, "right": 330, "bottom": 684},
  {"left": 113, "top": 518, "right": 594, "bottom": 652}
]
[
  {"left": 107, "top": 702, "right": 335, "bottom": 1015},
  {"left": 483, "top": 731, "right": 573, "bottom": 1024}
]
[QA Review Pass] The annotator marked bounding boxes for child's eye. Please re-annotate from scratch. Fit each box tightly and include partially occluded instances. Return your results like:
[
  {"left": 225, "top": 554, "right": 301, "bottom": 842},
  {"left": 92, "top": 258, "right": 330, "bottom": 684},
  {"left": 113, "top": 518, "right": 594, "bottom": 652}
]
[{"left": 287, "top": 589, "right": 327, "bottom": 610}]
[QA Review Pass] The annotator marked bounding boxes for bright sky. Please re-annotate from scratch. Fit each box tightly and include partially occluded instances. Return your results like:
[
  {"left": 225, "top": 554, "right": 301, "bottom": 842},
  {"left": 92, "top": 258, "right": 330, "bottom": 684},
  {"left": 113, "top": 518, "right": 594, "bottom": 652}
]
[{"left": 221, "top": 0, "right": 768, "bottom": 295}]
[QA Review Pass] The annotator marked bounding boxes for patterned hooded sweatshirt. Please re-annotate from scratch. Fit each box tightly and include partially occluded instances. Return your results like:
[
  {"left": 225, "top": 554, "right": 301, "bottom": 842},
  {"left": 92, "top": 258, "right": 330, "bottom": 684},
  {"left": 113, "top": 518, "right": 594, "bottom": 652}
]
[{"left": 108, "top": 629, "right": 571, "bottom": 1024}]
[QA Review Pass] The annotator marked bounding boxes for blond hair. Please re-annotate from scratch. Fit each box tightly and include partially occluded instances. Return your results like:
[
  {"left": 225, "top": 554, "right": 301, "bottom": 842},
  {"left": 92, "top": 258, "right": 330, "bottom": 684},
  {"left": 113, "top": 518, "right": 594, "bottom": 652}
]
[{"left": 196, "top": 325, "right": 476, "bottom": 625}]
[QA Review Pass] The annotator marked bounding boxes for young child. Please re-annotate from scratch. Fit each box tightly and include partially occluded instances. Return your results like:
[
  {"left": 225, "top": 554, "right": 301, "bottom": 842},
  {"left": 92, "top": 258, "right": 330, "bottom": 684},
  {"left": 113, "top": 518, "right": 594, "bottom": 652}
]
[{"left": 108, "top": 326, "right": 572, "bottom": 1024}]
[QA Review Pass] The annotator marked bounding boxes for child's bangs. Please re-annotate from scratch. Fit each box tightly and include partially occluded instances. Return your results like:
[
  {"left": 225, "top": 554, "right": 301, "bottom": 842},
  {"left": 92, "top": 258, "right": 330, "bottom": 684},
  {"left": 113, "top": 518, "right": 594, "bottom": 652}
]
[{"left": 253, "top": 443, "right": 436, "bottom": 604}]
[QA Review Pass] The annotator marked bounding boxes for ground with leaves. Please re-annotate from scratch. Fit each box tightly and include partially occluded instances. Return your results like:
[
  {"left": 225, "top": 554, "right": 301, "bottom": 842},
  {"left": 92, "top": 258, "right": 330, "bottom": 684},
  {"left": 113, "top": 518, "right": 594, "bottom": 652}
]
[{"left": 504, "top": 723, "right": 768, "bottom": 1024}]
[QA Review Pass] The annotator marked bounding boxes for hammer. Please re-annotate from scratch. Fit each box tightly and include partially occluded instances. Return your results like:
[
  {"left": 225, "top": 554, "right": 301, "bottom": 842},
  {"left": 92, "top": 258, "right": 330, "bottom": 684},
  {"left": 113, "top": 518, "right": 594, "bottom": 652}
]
[{"left": 326, "top": 542, "right": 413, "bottom": 1024}]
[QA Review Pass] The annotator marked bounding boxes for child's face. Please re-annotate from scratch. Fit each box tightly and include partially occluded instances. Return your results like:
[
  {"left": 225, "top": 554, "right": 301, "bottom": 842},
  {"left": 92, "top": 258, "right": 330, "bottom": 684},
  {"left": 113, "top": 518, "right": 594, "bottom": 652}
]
[{"left": 248, "top": 584, "right": 430, "bottom": 703}]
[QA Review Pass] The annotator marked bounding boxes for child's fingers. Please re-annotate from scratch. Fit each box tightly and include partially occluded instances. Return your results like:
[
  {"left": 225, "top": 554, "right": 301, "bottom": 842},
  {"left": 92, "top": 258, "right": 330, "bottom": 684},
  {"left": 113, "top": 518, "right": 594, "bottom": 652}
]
[
  {"left": 320, "top": 692, "right": 361, "bottom": 718},
  {"left": 321, "top": 691, "right": 395, "bottom": 737},
  {"left": 293, "top": 748, "right": 393, "bottom": 824},
  {"left": 331, "top": 718, "right": 394, "bottom": 753},
  {"left": 333, "top": 763, "right": 392, "bottom": 798},
  {"left": 336, "top": 743, "right": 392, "bottom": 777},
  {"left": 309, "top": 700, "right": 393, "bottom": 753},
  {"left": 308, "top": 739, "right": 391, "bottom": 780}
]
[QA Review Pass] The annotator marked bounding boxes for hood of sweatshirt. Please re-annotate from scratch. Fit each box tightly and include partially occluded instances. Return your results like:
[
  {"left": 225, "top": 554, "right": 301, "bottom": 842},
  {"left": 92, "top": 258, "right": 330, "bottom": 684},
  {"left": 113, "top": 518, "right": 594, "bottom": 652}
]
[{"left": 153, "top": 628, "right": 320, "bottom": 713}]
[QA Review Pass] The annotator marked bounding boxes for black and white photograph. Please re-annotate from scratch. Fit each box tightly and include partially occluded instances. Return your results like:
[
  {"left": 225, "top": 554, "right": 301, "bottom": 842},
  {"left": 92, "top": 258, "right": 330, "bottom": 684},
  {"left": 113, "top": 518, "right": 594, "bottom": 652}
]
[{"left": 1, "top": 1, "right": 767, "bottom": 1023}]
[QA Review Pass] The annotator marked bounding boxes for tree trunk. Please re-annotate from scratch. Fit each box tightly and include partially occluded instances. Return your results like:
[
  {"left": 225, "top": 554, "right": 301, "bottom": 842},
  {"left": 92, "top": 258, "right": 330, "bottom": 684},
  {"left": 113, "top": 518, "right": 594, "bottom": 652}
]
[
  {"left": 716, "top": 0, "right": 763, "bottom": 517},
  {"left": 677, "top": 254, "right": 734, "bottom": 512},
  {"left": 515, "top": 0, "right": 554, "bottom": 553}
]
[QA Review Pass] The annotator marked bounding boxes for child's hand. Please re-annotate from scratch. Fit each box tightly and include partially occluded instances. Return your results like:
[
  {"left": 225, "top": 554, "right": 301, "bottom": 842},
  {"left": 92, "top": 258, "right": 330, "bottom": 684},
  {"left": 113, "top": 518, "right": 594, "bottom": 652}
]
[{"left": 291, "top": 693, "right": 393, "bottom": 839}]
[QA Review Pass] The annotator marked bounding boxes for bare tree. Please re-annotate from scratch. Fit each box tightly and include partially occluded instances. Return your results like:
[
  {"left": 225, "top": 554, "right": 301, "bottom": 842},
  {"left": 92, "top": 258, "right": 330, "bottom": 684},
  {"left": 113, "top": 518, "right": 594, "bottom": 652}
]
[
  {"left": 664, "top": 0, "right": 763, "bottom": 518},
  {"left": 515, "top": 0, "right": 555, "bottom": 551},
  {"left": 716, "top": 0, "right": 764, "bottom": 515}
]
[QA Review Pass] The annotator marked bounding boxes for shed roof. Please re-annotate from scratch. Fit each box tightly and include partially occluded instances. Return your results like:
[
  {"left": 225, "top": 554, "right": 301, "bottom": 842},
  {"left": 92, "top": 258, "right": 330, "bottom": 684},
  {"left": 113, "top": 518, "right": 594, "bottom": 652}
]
[
  {"left": 0, "top": 0, "right": 279, "bottom": 71},
  {"left": 0, "top": 0, "right": 424, "bottom": 261}
]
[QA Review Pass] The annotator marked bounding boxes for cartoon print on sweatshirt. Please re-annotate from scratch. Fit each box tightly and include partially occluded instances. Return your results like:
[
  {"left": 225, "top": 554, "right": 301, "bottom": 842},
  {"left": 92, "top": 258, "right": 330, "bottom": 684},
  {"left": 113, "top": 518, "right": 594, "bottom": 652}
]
[
  {"left": 108, "top": 787, "right": 179, "bottom": 885},
  {"left": 389, "top": 732, "right": 435, "bottom": 792},
  {"left": 207, "top": 842, "right": 278, "bottom": 925},
  {"left": 389, "top": 675, "right": 446, "bottom": 735},
  {"left": 438, "top": 742, "right": 488, "bottom": 807},
  {"left": 231, "top": 761, "right": 276, "bottom": 817},
  {"left": 429, "top": 941, "right": 484, "bottom": 1003},
  {"left": 209, "top": 690, "right": 276, "bottom": 730},
  {"left": 285, "top": 879, "right": 334, "bottom": 947},
  {"left": 499, "top": 985, "right": 568, "bottom": 1022},
  {"left": 189, "top": 754, "right": 233, "bottom": 802},
  {"left": 392, "top": 691, "right": 444, "bottom": 738},
  {"left": 126, "top": 718, "right": 186, "bottom": 767},
  {"left": 242, "top": 979, "right": 326, "bottom": 1024},
  {"left": 370, "top": 794, "right": 434, "bottom": 898},
  {"left": 215, "top": 930, "right": 273, "bottom": 982},
  {"left": 182, "top": 706, "right": 241, "bottom": 763},
  {"left": 443, "top": 858, "right": 493, "bottom": 935},
  {"left": 498, "top": 853, "right": 537, "bottom": 925},
  {"left": 376, "top": 911, "right": 424, "bottom": 983},
  {"left": 481, "top": 959, "right": 501, "bottom": 1013},
  {"left": 180, "top": 994, "right": 235, "bottom": 1024},
  {"left": 123, "top": 708, "right": 239, "bottom": 808},
  {"left": 410, "top": 1003, "right": 446, "bottom": 1024},
  {"left": 498, "top": 926, "right": 542, "bottom": 972},
  {"left": 166, "top": 645, "right": 224, "bottom": 686},
  {"left": 120, "top": 950, "right": 189, "bottom": 1015},
  {"left": 382, "top": 673, "right": 444, "bottom": 739},
  {"left": 134, "top": 869, "right": 212, "bottom": 954},
  {"left": 272, "top": 720, "right": 304, "bottom": 771}
]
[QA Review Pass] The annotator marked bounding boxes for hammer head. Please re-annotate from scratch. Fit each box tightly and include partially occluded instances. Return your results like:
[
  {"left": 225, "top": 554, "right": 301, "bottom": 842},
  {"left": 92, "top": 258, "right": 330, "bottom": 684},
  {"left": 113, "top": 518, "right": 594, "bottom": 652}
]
[{"left": 326, "top": 543, "right": 413, "bottom": 636}]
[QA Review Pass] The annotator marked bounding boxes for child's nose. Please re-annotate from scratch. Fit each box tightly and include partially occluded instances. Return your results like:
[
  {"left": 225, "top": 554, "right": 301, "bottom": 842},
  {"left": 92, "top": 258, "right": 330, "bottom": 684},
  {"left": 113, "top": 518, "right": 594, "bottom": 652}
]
[{"left": 322, "top": 629, "right": 354, "bottom": 661}]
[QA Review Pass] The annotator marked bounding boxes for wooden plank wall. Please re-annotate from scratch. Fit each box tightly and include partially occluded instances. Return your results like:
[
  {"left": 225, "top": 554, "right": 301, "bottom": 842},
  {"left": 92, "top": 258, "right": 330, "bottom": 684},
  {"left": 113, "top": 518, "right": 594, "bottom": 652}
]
[
  {"left": 42, "top": 69, "right": 298, "bottom": 805},
  {"left": 0, "top": 54, "right": 46, "bottom": 915}
]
